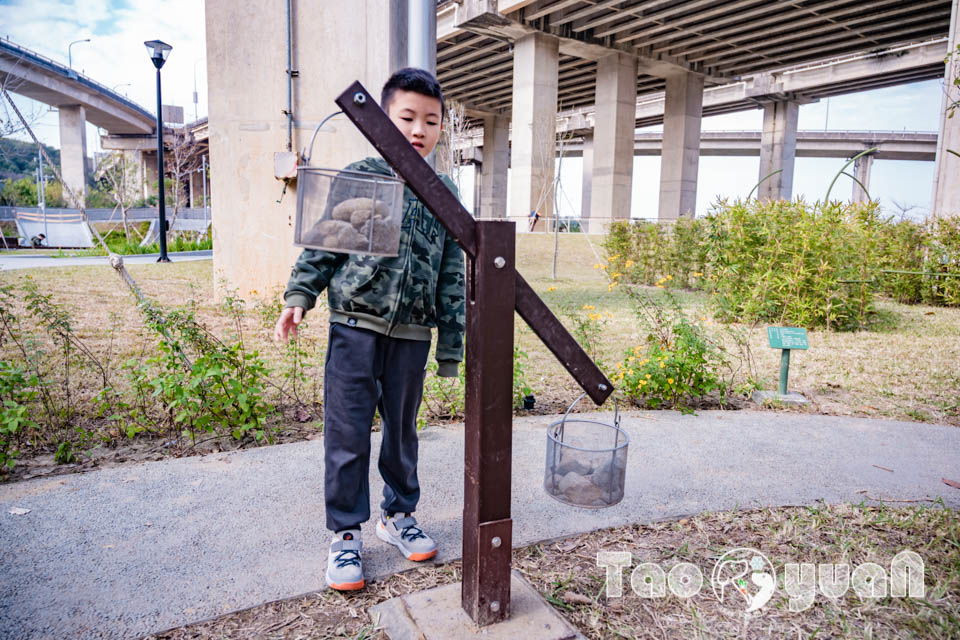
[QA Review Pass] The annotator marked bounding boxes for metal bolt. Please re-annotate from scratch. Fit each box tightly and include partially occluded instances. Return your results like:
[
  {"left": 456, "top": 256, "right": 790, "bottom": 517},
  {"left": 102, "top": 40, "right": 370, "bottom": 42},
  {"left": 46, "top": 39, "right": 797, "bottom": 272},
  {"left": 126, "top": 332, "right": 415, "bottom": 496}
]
[
  {"left": 491, "top": 536, "right": 502, "bottom": 548},
  {"left": 599, "top": 383, "right": 608, "bottom": 391},
  {"left": 490, "top": 600, "right": 500, "bottom": 612},
  {"left": 494, "top": 256, "right": 506, "bottom": 269},
  {"left": 353, "top": 92, "right": 367, "bottom": 105}
]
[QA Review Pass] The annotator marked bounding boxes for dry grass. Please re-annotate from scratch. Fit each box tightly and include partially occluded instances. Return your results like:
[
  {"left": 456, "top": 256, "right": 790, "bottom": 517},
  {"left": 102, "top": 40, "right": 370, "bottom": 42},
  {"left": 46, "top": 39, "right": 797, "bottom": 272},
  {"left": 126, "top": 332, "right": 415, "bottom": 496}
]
[
  {"left": 1, "top": 233, "right": 957, "bottom": 481},
  {"left": 142, "top": 501, "right": 959, "bottom": 639}
]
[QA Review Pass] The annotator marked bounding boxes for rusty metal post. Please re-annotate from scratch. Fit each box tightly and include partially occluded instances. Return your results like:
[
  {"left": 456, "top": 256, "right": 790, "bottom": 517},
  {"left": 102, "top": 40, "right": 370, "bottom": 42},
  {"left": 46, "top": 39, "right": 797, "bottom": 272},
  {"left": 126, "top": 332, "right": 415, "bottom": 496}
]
[{"left": 462, "top": 220, "right": 515, "bottom": 625}]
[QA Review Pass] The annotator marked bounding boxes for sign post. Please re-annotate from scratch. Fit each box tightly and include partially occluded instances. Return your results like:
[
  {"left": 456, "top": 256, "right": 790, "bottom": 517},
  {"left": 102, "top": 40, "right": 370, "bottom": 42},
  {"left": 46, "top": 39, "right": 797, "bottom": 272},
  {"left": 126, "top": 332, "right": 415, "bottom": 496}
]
[
  {"left": 753, "top": 327, "right": 809, "bottom": 405},
  {"left": 334, "top": 82, "right": 612, "bottom": 627}
]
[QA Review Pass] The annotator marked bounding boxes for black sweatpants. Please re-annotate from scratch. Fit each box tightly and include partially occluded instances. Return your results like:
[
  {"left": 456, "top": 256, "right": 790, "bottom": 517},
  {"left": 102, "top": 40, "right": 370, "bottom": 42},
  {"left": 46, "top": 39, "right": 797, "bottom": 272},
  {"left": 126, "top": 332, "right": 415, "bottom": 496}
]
[{"left": 322, "top": 322, "right": 431, "bottom": 532}]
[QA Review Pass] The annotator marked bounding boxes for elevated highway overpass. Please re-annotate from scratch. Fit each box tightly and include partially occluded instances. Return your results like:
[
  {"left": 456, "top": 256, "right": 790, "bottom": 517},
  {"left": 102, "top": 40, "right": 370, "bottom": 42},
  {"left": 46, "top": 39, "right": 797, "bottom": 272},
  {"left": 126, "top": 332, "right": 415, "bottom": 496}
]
[
  {"left": 436, "top": 0, "right": 959, "bottom": 225},
  {"left": 0, "top": 37, "right": 156, "bottom": 206}
]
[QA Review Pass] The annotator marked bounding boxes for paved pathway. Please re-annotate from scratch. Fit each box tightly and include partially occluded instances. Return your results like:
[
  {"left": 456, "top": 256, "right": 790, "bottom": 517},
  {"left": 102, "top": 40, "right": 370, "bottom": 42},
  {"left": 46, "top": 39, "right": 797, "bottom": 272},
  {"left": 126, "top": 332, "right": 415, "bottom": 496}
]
[
  {"left": 1, "top": 411, "right": 957, "bottom": 639},
  {"left": 0, "top": 250, "right": 212, "bottom": 271}
]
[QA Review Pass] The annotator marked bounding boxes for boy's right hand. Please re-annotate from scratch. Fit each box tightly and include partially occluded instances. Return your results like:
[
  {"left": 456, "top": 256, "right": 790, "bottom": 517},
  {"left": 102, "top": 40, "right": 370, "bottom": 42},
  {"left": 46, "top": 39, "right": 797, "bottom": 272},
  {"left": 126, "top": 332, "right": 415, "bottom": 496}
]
[{"left": 274, "top": 306, "right": 304, "bottom": 343}]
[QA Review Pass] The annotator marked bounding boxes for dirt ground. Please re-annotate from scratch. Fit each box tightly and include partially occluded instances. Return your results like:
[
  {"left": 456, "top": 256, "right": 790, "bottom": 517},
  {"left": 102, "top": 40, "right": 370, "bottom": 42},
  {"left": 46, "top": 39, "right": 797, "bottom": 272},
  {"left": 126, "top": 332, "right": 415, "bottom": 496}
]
[{"left": 143, "top": 501, "right": 959, "bottom": 639}]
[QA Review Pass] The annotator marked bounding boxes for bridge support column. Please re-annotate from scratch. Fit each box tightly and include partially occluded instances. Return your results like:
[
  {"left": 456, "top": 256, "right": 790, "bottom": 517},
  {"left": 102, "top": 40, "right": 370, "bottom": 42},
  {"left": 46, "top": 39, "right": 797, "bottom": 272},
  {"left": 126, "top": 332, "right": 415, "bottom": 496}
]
[
  {"left": 480, "top": 114, "right": 509, "bottom": 219},
  {"left": 591, "top": 52, "right": 636, "bottom": 234},
  {"left": 509, "top": 32, "right": 558, "bottom": 231},
  {"left": 852, "top": 153, "right": 873, "bottom": 203},
  {"left": 932, "top": 0, "right": 960, "bottom": 217},
  {"left": 758, "top": 100, "right": 799, "bottom": 201},
  {"left": 658, "top": 71, "right": 703, "bottom": 220},
  {"left": 58, "top": 105, "right": 88, "bottom": 207},
  {"left": 581, "top": 132, "right": 593, "bottom": 230}
]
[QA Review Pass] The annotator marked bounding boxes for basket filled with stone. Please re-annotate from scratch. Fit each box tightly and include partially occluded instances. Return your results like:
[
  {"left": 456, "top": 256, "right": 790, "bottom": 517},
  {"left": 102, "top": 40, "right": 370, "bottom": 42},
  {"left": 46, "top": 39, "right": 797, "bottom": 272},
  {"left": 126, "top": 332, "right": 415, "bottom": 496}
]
[
  {"left": 294, "top": 166, "right": 405, "bottom": 256},
  {"left": 544, "top": 393, "right": 628, "bottom": 508}
]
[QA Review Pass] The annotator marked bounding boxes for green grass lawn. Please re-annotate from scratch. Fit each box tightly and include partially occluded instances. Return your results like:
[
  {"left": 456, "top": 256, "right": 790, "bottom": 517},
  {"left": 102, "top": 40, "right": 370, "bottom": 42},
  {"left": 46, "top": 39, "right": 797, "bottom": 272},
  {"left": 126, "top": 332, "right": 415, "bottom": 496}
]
[{"left": 3, "top": 232, "right": 958, "bottom": 432}]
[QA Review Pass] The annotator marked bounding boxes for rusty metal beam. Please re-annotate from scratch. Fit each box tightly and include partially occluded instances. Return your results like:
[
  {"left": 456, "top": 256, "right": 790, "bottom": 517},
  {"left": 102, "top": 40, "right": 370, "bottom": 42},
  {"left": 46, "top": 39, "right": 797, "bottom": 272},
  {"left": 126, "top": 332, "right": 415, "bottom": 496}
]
[{"left": 334, "top": 81, "right": 613, "bottom": 406}]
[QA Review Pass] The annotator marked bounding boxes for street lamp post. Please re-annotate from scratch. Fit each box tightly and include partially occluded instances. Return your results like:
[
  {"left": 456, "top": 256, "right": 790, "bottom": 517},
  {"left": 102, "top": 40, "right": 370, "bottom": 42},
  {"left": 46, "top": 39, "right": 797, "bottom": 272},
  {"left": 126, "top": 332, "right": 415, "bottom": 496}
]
[
  {"left": 68, "top": 38, "right": 90, "bottom": 69},
  {"left": 145, "top": 39, "right": 173, "bottom": 263}
]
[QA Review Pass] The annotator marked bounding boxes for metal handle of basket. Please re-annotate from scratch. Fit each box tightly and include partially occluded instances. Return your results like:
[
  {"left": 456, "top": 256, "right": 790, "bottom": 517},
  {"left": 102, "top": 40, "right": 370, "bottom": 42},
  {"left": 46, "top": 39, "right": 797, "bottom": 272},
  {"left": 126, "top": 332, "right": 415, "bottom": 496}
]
[
  {"left": 558, "top": 391, "right": 619, "bottom": 442},
  {"left": 302, "top": 110, "right": 344, "bottom": 164}
]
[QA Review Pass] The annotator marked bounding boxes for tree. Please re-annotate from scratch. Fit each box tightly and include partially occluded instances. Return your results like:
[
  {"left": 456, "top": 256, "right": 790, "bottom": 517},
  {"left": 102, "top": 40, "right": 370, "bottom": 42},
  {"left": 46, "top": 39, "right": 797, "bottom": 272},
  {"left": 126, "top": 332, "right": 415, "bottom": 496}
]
[
  {"left": 95, "top": 152, "right": 140, "bottom": 241},
  {"left": 165, "top": 127, "right": 202, "bottom": 223}
]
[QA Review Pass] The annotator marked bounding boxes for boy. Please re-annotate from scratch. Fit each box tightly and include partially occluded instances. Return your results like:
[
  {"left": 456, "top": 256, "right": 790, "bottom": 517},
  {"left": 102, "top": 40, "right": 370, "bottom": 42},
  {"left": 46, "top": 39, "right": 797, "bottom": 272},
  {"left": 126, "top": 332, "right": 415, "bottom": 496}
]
[{"left": 274, "top": 68, "right": 465, "bottom": 592}]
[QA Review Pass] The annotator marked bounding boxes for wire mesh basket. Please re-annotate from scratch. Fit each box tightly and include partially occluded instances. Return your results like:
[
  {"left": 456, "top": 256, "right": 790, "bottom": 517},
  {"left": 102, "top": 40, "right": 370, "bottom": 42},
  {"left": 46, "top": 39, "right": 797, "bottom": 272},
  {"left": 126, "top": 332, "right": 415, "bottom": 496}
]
[
  {"left": 294, "top": 166, "right": 405, "bottom": 256},
  {"left": 544, "top": 393, "right": 628, "bottom": 508}
]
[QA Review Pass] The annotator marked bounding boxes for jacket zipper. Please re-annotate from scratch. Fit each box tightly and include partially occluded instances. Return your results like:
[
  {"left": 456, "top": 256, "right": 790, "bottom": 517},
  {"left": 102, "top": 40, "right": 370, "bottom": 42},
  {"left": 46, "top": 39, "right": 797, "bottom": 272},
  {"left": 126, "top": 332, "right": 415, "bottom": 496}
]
[{"left": 386, "top": 195, "right": 420, "bottom": 336}]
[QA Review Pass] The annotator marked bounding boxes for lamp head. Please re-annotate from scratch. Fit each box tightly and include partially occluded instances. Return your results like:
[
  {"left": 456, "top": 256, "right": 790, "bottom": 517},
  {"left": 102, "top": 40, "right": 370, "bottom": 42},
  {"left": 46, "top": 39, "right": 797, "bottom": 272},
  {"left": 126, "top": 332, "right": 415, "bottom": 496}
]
[{"left": 144, "top": 40, "right": 172, "bottom": 69}]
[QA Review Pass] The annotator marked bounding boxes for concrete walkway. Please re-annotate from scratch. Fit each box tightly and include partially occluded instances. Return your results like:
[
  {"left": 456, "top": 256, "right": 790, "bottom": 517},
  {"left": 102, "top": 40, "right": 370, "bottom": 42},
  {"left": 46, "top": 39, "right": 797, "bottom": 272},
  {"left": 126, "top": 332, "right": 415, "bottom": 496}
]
[
  {"left": 1, "top": 410, "right": 957, "bottom": 639},
  {"left": 0, "top": 250, "right": 212, "bottom": 271}
]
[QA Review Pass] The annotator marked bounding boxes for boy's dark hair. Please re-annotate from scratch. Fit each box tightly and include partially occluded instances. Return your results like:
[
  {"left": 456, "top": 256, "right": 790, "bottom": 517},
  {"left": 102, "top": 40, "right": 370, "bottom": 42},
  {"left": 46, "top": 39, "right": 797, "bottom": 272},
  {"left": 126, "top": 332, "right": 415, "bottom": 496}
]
[{"left": 381, "top": 67, "right": 445, "bottom": 121}]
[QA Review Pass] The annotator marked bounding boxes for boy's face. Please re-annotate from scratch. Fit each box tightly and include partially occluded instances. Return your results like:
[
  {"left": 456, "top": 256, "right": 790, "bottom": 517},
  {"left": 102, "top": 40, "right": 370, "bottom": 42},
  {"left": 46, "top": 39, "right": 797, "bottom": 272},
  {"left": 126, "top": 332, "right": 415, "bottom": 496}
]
[{"left": 386, "top": 89, "right": 443, "bottom": 159}]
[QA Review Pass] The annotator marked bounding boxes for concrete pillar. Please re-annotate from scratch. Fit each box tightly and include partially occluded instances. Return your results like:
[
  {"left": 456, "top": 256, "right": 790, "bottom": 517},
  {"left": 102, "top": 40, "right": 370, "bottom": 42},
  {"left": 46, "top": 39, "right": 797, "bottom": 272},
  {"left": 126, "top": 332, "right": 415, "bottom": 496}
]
[
  {"left": 580, "top": 132, "right": 593, "bottom": 229},
  {"left": 206, "top": 0, "right": 395, "bottom": 299},
  {"left": 932, "top": 0, "right": 960, "bottom": 217},
  {"left": 758, "top": 100, "right": 799, "bottom": 201},
  {"left": 58, "top": 105, "right": 88, "bottom": 207},
  {"left": 852, "top": 153, "right": 873, "bottom": 203},
  {"left": 189, "top": 167, "right": 204, "bottom": 207},
  {"left": 509, "top": 32, "right": 558, "bottom": 230},
  {"left": 591, "top": 52, "right": 637, "bottom": 234},
  {"left": 479, "top": 114, "right": 509, "bottom": 219},
  {"left": 658, "top": 72, "right": 703, "bottom": 220}
]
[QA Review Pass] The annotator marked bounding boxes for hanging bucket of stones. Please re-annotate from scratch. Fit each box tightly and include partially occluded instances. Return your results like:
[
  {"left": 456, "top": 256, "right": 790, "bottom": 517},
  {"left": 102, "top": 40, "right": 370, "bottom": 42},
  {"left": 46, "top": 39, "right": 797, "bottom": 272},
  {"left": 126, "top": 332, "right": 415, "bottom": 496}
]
[
  {"left": 294, "top": 166, "right": 405, "bottom": 256},
  {"left": 544, "top": 393, "right": 628, "bottom": 508}
]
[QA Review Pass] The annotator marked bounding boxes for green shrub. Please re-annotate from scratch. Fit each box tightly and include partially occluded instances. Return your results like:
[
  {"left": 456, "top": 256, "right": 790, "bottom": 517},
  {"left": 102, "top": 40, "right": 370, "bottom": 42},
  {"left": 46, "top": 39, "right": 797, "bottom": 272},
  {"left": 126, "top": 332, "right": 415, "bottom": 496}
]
[
  {"left": 614, "top": 288, "right": 731, "bottom": 411},
  {"left": 603, "top": 218, "right": 708, "bottom": 289},
  {"left": 705, "top": 199, "right": 877, "bottom": 331}
]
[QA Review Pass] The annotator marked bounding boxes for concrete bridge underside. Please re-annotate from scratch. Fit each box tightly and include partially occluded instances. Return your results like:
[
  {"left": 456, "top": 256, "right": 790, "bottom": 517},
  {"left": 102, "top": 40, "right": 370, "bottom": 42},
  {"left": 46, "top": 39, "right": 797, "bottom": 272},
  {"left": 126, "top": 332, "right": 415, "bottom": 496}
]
[
  {"left": 437, "top": 0, "right": 960, "bottom": 226},
  {"left": 0, "top": 38, "right": 155, "bottom": 207}
]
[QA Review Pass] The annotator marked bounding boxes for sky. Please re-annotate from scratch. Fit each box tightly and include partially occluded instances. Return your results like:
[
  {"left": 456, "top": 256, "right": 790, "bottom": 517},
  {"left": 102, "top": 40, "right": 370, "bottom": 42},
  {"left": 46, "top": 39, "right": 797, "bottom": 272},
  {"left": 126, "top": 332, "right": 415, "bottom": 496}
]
[{"left": 0, "top": 0, "right": 949, "bottom": 219}]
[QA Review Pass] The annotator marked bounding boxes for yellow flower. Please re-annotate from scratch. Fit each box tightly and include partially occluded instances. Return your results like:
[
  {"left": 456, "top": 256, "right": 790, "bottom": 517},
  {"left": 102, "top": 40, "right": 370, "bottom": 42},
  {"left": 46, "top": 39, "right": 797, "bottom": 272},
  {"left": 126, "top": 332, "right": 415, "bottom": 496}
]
[
  {"left": 655, "top": 284, "right": 664, "bottom": 289},
  {"left": 624, "top": 260, "right": 634, "bottom": 268},
  {"left": 692, "top": 272, "right": 703, "bottom": 277},
  {"left": 646, "top": 374, "right": 652, "bottom": 379},
  {"left": 611, "top": 272, "right": 622, "bottom": 279},
  {"left": 547, "top": 286, "right": 557, "bottom": 292},
  {"left": 667, "top": 378, "right": 674, "bottom": 385},
  {"left": 599, "top": 264, "right": 607, "bottom": 270},
  {"left": 608, "top": 283, "right": 616, "bottom": 291},
  {"left": 593, "top": 263, "right": 602, "bottom": 269},
  {"left": 582, "top": 304, "right": 595, "bottom": 310},
  {"left": 607, "top": 312, "right": 614, "bottom": 319},
  {"left": 660, "top": 361, "right": 666, "bottom": 368},
  {"left": 666, "top": 274, "right": 673, "bottom": 281}
]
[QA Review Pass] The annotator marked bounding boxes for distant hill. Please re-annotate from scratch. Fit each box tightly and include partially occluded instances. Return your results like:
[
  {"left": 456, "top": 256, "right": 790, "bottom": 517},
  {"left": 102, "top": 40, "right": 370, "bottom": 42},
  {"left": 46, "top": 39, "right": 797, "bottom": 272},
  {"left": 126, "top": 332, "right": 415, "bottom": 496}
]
[{"left": 0, "top": 137, "right": 60, "bottom": 181}]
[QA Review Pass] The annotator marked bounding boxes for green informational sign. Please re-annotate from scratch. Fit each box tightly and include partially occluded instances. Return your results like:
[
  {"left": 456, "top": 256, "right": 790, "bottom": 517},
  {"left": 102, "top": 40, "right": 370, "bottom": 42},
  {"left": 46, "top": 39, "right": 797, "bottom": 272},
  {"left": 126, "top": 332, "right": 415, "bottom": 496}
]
[{"left": 767, "top": 327, "right": 809, "bottom": 350}]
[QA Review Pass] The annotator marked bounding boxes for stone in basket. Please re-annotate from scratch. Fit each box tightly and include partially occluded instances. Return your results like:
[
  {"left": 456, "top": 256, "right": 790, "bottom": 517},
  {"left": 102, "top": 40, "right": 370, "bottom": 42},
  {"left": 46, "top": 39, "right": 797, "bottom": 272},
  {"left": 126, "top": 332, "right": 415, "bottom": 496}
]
[
  {"left": 544, "top": 393, "right": 628, "bottom": 508},
  {"left": 294, "top": 166, "right": 405, "bottom": 256}
]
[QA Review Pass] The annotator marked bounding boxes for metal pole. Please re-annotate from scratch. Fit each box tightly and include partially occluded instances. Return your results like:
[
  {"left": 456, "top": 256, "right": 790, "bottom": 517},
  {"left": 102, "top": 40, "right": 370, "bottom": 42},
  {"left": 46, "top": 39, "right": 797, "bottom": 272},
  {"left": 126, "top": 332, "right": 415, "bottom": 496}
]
[
  {"left": 38, "top": 148, "right": 47, "bottom": 243},
  {"left": 155, "top": 67, "right": 170, "bottom": 262},
  {"left": 285, "top": 0, "right": 294, "bottom": 152},
  {"left": 406, "top": 0, "right": 436, "bottom": 74},
  {"left": 202, "top": 154, "right": 208, "bottom": 224},
  {"left": 779, "top": 349, "right": 791, "bottom": 395},
  {"left": 407, "top": 0, "right": 436, "bottom": 168},
  {"left": 462, "top": 220, "right": 515, "bottom": 626}
]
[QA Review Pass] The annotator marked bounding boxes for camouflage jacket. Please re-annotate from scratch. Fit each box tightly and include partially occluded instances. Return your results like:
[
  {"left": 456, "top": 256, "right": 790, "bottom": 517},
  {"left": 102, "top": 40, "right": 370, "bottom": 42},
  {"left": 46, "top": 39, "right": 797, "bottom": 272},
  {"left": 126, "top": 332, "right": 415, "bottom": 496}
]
[{"left": 284, "top": 157, "right": 466, "bottom": 375}]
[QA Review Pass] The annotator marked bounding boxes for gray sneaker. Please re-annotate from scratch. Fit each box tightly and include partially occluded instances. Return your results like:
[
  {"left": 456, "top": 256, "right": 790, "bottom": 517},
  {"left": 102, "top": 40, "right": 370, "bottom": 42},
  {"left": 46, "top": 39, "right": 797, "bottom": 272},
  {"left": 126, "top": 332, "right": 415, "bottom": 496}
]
[
  {"left": 325, "top": 529, "right": 364, "bottom": 591},
  {"left": 376, "top": 511, "right": 438, "bottom": 561}
]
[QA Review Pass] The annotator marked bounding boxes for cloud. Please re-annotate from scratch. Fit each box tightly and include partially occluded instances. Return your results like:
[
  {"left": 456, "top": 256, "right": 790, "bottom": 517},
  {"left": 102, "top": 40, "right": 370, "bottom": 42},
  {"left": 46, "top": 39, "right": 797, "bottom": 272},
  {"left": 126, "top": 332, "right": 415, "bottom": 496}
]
[{"left": 3, "top": 0, "right": 208, "bottom": 146}]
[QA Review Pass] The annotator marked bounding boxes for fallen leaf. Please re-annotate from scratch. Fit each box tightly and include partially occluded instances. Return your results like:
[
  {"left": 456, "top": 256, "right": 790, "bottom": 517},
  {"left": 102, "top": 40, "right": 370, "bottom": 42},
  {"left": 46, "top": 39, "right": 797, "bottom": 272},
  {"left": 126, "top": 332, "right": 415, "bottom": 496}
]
[
  {"left": 562, "top": 591, "right": 593, "bottom": 605},
  {"left": 925, "top": 311, "right": 935, "bottom": 316},
  {"left": 295, "top": 408, "right": 311, "bottom": 423},
  {"left": 555, "top": 541, "right": 579, "bottom": 553},
  {"left": 8, "top": 507, "right": 30, "bottom": 515},
  {"left": 103, "top": 544, "right": 115, "bottom": 549},
  {"left": 943, "top": 478, "right": 960, "bottom": 490},
  {"left": 144, "top": 522, "right": 152, "bottom": 527}
]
